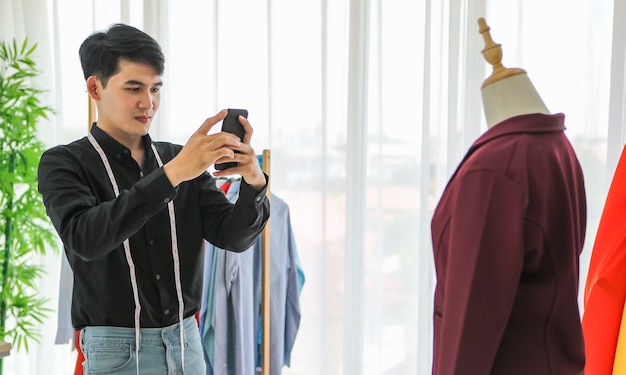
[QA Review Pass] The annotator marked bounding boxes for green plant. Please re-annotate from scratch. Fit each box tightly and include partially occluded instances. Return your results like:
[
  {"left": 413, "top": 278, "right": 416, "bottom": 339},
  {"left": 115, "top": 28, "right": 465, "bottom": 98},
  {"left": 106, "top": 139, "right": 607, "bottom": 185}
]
[{"left": 0, "top": 38, "right": 58, "bottom": 373}]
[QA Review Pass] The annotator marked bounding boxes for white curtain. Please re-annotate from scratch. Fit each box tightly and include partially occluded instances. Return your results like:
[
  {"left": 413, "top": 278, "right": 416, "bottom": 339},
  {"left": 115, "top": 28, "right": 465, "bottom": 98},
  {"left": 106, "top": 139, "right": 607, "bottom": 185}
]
[
  {"left": 1, "top": 0, "right": 622, "bottom": 374},
  {"left": 0, "top": 1, "right": 72, "bottom": 374}
]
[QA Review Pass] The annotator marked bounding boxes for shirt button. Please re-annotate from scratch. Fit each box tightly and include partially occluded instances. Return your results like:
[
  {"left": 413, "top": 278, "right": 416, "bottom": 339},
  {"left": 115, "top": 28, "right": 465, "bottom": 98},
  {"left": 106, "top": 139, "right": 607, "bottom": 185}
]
[
  {"left": 256, "top": 196, "right": 261, "bottom": 202},
  {"left": 164, "top": 309, "right": 170, "bottom": 315},
  {"left": 164, "top": 197, "right": 170, "bottom": 203},
  {"left": 140, "top": 171, "right": 144, "bottom": 178},
  {"left": 149, "top": 240, "right": 154, "bottom": 246},
  {"left": 155, "top": 274, "right": 160, "bottom": 280}
]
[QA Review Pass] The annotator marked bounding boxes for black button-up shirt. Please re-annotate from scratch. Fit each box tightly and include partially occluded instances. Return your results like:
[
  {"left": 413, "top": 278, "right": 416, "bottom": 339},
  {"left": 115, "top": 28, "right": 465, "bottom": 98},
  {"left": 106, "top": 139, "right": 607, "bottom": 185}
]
[{"left": 38, "top": 124, "right": 269, "bottom": 330}]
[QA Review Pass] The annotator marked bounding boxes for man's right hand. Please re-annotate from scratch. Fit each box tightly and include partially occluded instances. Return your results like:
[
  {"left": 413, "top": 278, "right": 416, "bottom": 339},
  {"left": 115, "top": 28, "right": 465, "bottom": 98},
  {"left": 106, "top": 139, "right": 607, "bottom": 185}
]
[{"left": 163, "top": 109, "right": 242, "bottom": 187}]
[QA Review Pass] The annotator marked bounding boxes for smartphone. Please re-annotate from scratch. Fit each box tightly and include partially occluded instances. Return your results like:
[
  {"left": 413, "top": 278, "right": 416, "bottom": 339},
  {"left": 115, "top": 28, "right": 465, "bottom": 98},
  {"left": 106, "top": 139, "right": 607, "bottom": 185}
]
[{"left": 215, "top": 108, "right": 248, "bottom": 170}]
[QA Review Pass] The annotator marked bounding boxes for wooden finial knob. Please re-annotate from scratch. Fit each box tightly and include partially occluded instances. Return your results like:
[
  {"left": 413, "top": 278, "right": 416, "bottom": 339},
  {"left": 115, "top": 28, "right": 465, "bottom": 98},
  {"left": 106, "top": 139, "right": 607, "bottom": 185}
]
[
  {"left": 478, "top": 18, "right": 503, "bottom": 72},
  {"left": 478, "top": 17, "right": 525, "bottom": 88}
]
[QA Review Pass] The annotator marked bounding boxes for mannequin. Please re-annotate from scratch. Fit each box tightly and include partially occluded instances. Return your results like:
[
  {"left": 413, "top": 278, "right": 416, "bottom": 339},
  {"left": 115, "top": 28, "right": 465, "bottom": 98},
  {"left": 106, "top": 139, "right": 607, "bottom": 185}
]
[
  {"left": 477, "top": 18, "right": 550, "bottom": 127},
  {"left": 430, "top": 17, "right": 586, "bottom": 375}
]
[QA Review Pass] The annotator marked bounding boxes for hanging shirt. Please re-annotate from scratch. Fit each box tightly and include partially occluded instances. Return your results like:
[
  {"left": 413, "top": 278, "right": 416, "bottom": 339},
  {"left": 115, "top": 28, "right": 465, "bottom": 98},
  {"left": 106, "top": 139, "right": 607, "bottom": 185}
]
[
  {"left": 55, "top": 252, "right": 74, "bottom": 345},
  {"left": 431, "top": 113, "right": 586, "bottom": 375},
  {"left": 208, "top": 179, "right": 257, "bottom": 374},
  {"left": 202, "top": 181, "right": 304, "bottom": 375},
  {"left": 38, "top": 124, "right": 270, "bottom": 330},
  {"left": 202, "top": 242, "right": 218, "bottom": 375},
  {"left": 252, "top": 193, "right": 304, "bottom": 373}
]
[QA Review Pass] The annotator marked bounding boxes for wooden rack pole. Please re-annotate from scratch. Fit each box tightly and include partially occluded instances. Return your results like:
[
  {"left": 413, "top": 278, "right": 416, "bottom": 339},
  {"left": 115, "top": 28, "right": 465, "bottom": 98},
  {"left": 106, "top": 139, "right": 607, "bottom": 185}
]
[
  {"left": 88, "top": 94, "right": 96, "bottom": 129},
  {"left": 261, "top": 149, "right": 271, "bottom": 375}
]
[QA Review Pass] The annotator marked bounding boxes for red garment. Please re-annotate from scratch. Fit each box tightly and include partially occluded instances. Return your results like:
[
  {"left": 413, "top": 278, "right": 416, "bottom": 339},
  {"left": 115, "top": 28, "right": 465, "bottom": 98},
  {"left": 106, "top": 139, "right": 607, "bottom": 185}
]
[
  {"left": 74, "top": 330, "right": 84, "bottom": 375},
  {"left": 219, "top": 181, "right": 231, "bottom": 194},
  {"left": 74, "top": 312, "right": 202, "bottom": 374},
  {"left": 431, "top": 113, "right": 586, "bottom": 374},
  {"left": 582, "top": 145, "right": 626, "bottom": 374}
]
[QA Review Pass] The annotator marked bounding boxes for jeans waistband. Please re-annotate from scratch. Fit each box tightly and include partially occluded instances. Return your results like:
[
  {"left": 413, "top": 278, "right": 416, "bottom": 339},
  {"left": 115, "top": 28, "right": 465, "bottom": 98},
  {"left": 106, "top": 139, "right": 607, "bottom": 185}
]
[{"left": 81, "top": 316, "right": 197, "bottom": 342}]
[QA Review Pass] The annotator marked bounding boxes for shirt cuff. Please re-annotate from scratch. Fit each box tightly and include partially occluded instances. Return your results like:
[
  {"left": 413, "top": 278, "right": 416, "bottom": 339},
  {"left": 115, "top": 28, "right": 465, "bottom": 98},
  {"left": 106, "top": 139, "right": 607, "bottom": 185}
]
[{"left": 239, "top": 173, "right": 269, "bottom": 205}]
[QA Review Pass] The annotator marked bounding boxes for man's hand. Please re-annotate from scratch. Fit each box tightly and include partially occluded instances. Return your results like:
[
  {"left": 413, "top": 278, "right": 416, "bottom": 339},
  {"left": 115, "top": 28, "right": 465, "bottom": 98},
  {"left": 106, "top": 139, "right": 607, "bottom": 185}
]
[
  {"left": 163, "top": 109, "right": 242, "bottom": 187},
  {"left": 212, "top": 112, "right": 266, "bottom": 190}
]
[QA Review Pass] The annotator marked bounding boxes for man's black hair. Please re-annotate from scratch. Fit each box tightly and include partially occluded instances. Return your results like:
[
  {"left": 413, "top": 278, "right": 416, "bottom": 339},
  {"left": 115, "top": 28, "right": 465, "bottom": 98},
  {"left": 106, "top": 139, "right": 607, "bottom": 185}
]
[{"left": 79, "top": 23, "right": 165, "bottom": 87}]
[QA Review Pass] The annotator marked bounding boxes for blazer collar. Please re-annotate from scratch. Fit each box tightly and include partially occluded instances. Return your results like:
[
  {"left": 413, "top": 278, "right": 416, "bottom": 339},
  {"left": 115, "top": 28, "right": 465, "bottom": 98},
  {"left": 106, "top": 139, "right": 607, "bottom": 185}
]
[
  {"left": 471, "top": 113, "right": 566, "bottom": 151},
  {"left": 444, "top": 113, "right": 567, "bottom": 184}
]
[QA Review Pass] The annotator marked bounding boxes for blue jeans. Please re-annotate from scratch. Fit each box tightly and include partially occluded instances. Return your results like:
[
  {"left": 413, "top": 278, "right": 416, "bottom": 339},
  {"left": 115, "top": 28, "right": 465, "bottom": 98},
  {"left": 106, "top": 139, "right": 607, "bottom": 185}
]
[{"left": 80, "top": 316, "right": 206, "bottom": 375}]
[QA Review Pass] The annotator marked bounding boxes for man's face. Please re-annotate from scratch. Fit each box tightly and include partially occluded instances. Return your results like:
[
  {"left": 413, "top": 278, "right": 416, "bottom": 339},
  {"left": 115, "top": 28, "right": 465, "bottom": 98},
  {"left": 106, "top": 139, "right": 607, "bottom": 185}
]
[{"left": 93, "top": 60, "right": 162, "bottom": 142}]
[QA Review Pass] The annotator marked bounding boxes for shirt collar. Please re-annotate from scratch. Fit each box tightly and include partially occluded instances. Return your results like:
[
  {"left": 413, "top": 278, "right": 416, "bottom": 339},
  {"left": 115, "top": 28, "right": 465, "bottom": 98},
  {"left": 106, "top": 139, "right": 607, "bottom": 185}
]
[{"left": 90, "top": 122, "right": 154, "bottom": 162}]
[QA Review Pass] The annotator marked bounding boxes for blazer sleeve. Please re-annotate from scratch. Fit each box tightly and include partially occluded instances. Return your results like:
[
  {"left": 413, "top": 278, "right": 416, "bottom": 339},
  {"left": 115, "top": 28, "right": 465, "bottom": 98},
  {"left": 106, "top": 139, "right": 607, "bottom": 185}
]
[{"left": 437, "top": 170, "right": 526, "bottom": 375}]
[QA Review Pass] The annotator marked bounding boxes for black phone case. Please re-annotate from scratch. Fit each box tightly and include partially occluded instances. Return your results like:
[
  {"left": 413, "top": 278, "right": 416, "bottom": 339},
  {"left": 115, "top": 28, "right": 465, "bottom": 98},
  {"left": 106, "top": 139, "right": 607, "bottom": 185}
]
[{"left": 215, "top": 108, "right": 248, "bottom": 170}]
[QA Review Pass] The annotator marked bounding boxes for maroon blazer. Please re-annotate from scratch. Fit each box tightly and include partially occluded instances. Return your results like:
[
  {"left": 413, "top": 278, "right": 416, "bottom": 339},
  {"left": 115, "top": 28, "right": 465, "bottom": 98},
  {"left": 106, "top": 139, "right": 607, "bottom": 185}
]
[{"left": 431, "top": 113, "right": 586, "bottom": 375}]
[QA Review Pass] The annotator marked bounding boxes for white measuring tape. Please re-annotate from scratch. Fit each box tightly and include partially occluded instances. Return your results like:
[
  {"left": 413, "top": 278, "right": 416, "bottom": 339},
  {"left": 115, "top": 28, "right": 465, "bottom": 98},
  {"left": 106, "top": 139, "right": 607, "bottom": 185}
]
[{"left": 88, "top": 132, "right": 186, "bottom": 373}]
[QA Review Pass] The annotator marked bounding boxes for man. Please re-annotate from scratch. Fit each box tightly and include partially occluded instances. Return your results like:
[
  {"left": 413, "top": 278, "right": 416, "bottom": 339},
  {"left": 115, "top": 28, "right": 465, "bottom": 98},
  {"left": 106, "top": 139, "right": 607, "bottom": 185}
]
[{"left": 38, "top": 23, "right": 270, "bottom": 374}]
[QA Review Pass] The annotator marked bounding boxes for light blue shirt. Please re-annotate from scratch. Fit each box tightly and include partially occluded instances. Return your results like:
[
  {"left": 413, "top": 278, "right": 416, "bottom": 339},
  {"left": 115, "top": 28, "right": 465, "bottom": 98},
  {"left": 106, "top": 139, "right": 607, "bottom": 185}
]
[{"left": 201, "top": 180, "right": 304, "bottom": 374}]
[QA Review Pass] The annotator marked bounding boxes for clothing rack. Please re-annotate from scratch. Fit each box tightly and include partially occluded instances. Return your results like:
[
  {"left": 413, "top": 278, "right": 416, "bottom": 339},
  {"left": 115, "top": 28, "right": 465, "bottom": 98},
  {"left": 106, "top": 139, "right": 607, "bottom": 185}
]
[{"left": 88, "top": 96, "right": 272, "bottom": 374}]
